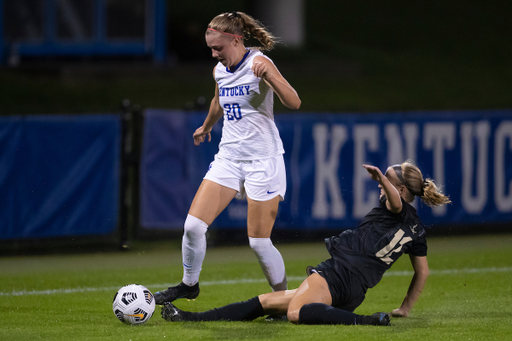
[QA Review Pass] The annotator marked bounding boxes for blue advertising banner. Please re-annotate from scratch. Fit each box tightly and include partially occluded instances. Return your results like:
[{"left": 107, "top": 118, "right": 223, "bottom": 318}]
[
  {"left": 0, "top": 114, "right": 120, "bottom": 240},
  {"left": 140, "top": 109, "right": 512, "bottom": 230}
]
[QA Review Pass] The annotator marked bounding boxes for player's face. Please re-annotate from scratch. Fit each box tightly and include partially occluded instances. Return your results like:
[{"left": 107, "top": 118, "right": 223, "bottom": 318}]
[{"left": 206, "top": 32, "right": 238, "bottom": 68}]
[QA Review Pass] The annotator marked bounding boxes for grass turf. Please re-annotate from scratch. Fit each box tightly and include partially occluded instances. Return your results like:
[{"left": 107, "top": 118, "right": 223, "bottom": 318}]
[{"left": 1, "top": 233, "right": 511, "bottom": 340}]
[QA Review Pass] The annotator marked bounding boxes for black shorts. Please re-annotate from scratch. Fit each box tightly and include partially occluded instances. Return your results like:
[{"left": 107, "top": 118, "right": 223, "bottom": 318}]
[{"left": 311, "top": 258, "right": 367, "bottom": 312}]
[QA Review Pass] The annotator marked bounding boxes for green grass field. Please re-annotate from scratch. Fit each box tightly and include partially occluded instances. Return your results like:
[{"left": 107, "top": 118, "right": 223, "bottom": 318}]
[{"left": 1, "top": 233, "right": 512, "bottom": 340}]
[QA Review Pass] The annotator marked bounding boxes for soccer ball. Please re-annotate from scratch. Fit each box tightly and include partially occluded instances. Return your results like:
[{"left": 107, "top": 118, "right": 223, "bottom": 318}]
[{"left": 112, "top": 284, "right": 155, "bottom": 325}]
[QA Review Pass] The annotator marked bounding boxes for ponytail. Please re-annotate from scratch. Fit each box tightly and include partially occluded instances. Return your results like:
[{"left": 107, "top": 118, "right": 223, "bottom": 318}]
[
  {"left": 400, "top": 160, "right": 451, "bottom": 207},
  {"left": 420, "top": 178, "right": 452, "bottom": 207}
]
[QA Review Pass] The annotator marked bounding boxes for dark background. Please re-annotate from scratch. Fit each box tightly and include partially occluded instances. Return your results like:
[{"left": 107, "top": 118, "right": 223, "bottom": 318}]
[
  {"left": 1, "top": 0, "right": 511, "bottom": 253},
  {"left": 1, "top": 0, "right": 510, "bottom": 115}
]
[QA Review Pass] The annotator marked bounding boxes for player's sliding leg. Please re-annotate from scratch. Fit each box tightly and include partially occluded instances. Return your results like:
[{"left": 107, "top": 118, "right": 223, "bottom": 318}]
[
  {"left": 298, "top": 303, "right": 390, "bottom": 326},
  {"left": 287, "top": 273, "right": 391, "bottom": 326},
  {"left": 162, "top": 290, "right": 294, "bottom": 322},
  {"left": 161, "top": 287, "right": 390, "bottom": 325},
  {"left": 162, "top": 297, "right": 265, "bottom": 322}
]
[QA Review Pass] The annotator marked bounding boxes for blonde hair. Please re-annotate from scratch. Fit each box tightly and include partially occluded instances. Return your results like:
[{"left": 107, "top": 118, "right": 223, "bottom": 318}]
[
  {"left": 400, "top": 160, "right": 451, "bottom": 207},
  {"left": 206, "top": 11, "right": 278, "bottom": 51}
]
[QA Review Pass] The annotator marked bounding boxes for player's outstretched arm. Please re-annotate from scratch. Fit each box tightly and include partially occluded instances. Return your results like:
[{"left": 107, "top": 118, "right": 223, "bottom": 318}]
[
  {"left": 252, "top": 56, "right": 301, "bottom": 110},
  {"left": 392, "top": 255, "right": 429, "bottom": 317},
  {"left": 363, "top": 164, "right": 402, "bottom": 213}
]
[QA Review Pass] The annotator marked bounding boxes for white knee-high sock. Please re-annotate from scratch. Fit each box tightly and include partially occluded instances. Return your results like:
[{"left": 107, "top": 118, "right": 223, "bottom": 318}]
[
  {"left": 248, "top": 237, "right": 287, "bottom": 291},
  {"left": 182, "top": 214, "right": 208, "bottom": 286}
]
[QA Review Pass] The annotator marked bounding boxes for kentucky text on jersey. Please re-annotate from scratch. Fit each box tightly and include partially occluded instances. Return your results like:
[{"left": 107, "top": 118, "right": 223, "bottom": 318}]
[{"left": 219, "top": 86, "right": 250, "bottom": 97}]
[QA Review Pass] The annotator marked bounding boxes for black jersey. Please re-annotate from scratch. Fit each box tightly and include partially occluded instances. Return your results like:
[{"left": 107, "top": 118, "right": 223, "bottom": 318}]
[{"left": 325, "top": 196, "right": 427, "bottom": 289}]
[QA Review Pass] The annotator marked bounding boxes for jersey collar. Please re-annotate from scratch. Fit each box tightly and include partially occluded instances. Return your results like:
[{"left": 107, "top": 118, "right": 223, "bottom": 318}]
[{"left": 226, "top": 49, "right": 250, "bottom": 73}]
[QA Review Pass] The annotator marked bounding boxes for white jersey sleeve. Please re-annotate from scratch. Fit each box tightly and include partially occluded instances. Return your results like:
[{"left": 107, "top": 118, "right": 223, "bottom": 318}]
[{"left": 214, "top": 48, "right": 285, "bottom": 160}]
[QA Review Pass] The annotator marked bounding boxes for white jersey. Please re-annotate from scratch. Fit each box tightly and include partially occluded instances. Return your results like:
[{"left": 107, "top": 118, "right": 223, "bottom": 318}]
[{"left": 214, "top": 48, "right": 284, "bottom": 160}]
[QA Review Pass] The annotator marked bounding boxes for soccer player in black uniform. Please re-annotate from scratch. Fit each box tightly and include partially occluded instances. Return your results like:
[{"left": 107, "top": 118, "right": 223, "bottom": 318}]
[{"left": 161, "top": 161, "right": 451, "bottom": 326}]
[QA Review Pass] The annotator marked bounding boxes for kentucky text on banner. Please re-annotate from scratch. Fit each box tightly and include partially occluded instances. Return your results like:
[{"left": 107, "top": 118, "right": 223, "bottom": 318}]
[{"left": 140, "top": 109, "right": 512, "bottom": 230}]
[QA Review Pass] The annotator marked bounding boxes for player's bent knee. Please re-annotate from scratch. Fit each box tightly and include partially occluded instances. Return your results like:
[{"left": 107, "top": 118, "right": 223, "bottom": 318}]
[
  {"left": 183, "top": 214, "right": 208, "bottom": 239},
  {"left": 258, "top": 293, "right": 272, "bottom": 310}
]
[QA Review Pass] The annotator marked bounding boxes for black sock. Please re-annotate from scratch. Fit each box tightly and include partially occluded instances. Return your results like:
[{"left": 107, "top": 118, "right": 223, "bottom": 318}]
[
  {"left": 182, "top": 296, "right": 264, "bottom": 321},
  {"left": 299, "top": 303, "right": 361, "bottom": 325}
]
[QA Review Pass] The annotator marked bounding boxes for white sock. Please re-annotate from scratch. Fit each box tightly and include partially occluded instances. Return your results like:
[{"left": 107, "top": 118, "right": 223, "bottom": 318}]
[
  {"left": 248, "top": 237, "right": 288, "bottom": 291},
  {"left": 181, "top": 214, "right": 208, "bottom": 286}
]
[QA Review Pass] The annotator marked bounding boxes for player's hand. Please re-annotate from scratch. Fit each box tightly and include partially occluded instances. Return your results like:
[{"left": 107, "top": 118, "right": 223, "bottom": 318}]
[
  {"left": 193, "top": 126, "right": 212, "bottom": 146},
  {"left": 252, "top": 61, "right": 270, "bottom": 79},
  {"left": 390, "top": 308, "right": 409, "bottom": 318},
  {"left": 363, "top": 164, "right": 384, "bottom": 182}
]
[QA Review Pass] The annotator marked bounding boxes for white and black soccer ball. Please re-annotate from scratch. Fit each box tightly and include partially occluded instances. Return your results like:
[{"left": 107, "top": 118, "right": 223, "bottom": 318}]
[{"left": 112, "top": 284, "right": 155, "bottom": 325}]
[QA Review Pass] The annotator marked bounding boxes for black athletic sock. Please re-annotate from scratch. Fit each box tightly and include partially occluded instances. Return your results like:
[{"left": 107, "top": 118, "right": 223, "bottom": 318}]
[
  {"left": 182, "top": 296, "right": 264, "bottom": 321},
  {"left": 299, "top": 303, "right": 361, "bottom": 325}
]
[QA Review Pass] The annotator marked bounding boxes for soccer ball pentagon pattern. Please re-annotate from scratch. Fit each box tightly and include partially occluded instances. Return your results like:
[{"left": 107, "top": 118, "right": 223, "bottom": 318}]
[{"left": 112, "top": 284, "right": 155, "bottom": 325}]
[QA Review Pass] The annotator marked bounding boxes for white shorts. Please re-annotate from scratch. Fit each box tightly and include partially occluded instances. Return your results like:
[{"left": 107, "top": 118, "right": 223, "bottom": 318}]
[{"left": 203, "top": 154, "right": 286, "bottom": 202}]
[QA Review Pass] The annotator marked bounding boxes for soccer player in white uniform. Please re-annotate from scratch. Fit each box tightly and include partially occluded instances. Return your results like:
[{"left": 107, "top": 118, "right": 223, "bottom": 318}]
[{"left": 155, "top": 11, "right": 301, "bottom": 305}]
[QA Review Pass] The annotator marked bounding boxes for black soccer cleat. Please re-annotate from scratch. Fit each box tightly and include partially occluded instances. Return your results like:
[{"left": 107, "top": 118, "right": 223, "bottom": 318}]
[
  {"left": 161, "top": 302, "right": 184, "bottom": 322},
  {"left": 154, "top": 282, "right": 200, "bottom": 305},
  {"left": 306, "top": 266, "right": 314, "bottom": 276},
  {"left": 361, "top": 312, "right": 391, "bottom": 326}
]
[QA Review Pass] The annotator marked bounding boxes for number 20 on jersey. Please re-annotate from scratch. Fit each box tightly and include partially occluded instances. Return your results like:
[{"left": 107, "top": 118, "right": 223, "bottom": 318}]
[{"left": 224, "top": 103, "right": 242, "bottom": 120}]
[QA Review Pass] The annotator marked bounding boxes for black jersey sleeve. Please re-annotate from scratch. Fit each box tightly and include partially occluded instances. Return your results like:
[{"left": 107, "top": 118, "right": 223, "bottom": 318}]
[
  {"left": 405, "top": 233, "right": 428, "bottom": 257},
  {"left": 401, "top": 201, "right": 428, "bottom": 257}
]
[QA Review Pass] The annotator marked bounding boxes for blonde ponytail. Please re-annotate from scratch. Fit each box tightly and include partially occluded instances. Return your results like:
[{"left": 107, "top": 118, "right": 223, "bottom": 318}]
[
  {"left": 400, "top": 160, "right": 451, "bottom": 207},
  {"left": 420, "top": 179, "right": 452, "bottom": 207}
]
